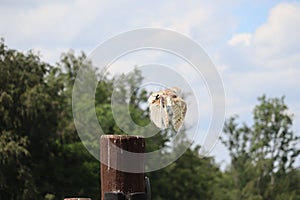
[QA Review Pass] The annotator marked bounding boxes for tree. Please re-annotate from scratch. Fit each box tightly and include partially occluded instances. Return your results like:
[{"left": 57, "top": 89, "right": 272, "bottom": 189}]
[
  {"left": 0, "top": 41, "right": 100, "bottom": 199},
  {"left": 148, "top": 147, "right": 221, "bottom": 200},
  {"left": 221, "top": 95, "right": 300, "bottom": 200},
  {"left": 220, "top": 116, "right": 254, "bottom": 199},
  {"left": 57, "top": 50, "right": 100, "bottom": 200},
  {"left": 0, "top": 39, "right": 64, "bottom": 199}
]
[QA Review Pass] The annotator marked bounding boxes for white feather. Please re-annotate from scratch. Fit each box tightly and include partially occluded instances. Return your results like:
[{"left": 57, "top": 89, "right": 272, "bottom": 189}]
[
  {"left": 161, "top": 97, "right": 169, "bottom": 128},
  {"left": 149, "top": 103, "right": 165, "bottom": 129}
]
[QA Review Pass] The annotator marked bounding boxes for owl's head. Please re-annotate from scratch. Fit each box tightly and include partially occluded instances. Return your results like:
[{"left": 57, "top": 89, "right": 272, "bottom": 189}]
[{"left": 148, "top": 92, "right": 161, "bottom": 104}]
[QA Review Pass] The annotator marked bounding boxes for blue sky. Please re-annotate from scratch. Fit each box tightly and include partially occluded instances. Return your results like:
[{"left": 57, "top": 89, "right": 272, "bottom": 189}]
[{"left": 1, "top": 0, "right": 300, "bottom": 167}]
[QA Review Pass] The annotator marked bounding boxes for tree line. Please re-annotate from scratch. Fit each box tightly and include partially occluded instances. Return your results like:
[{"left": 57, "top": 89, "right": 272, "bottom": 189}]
[{"left": 0, "top": 39, "right": 299, "bottom": 200}]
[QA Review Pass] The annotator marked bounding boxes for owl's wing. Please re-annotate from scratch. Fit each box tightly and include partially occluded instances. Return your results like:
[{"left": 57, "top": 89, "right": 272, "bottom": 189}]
[
  {"left": 171, "top": 98, "right": 187, "bottom": 131},
  {"left": 149, "top": 98, "right": 168, "bottom": 129}
]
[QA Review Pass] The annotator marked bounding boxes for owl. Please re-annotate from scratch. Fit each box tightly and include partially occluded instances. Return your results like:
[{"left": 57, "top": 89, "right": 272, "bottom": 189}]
[{"left": 148, "top": 87, "right": 187, "bottom": 131}]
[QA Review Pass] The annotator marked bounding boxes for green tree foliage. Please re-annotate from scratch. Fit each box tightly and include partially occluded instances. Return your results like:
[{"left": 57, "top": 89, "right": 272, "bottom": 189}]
[
  {"left": 0, "top": 40, "right": 99, "bottom": 199},
  {"left": 0, "top": 131, "right": 32, "bottom": 199},
  {"left": 221, "top": 95, "right": 300, "bottom": 200},
  {"left": 0, "top": 39, "right": 64, "bottom": 199},
  {"left": 149, "top": 147, "right": 220, "bottom": 200},
  {"left": 57, "top": 51, "right": 100, "bottom": 199}
]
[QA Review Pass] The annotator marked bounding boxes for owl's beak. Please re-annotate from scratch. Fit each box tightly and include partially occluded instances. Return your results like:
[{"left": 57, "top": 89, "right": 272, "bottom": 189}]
[{"left": 151, "top": 98, "right": 158, "bottom": 104}]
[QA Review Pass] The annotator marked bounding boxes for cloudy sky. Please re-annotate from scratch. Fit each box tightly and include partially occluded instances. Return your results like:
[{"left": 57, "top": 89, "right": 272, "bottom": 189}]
[{"left": 1, "top": 0, "right": 300, "bottom": 167}]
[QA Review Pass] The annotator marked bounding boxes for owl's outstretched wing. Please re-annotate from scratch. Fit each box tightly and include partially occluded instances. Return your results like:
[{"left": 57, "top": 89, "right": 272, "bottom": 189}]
[
  {"left": 171, "top": 98, "right": 187, "bottom": 131},
  {"left": 149, "top": 98, "right": 168, "bottom": 129}
]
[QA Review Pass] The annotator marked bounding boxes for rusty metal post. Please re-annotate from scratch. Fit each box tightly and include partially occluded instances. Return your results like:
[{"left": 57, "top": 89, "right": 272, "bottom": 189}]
[{"left": 100, "top": 135, "right": 146, "bottom": 200}]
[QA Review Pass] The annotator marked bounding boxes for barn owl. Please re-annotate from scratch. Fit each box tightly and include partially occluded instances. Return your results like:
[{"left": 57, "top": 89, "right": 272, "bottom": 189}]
[{"left": 148, "top": 87, "right": 187, "bottom": 131}]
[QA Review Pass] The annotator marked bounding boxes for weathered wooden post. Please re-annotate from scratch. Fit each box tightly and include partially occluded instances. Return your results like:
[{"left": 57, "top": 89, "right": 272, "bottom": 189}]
[{"left": 100, "top": 135, "right": 147, "bottom": 200}]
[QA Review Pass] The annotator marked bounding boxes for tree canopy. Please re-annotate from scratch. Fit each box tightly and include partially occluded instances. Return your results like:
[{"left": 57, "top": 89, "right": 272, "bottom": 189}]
[{"left": 221, "top": 95, "right": 300, "bottom": 200}]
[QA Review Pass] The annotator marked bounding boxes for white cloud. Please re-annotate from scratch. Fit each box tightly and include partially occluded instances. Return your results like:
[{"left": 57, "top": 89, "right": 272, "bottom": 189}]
[
  {"left": 228, "top": 33, "right": 252, "bottom": 46},
  {"left": 0, "top": 0, "right": 104, "bottom": 45},
  {"left": 254, "top": 2, "right": 300, "bottom": 58},
  {"left": 217, "top": 2, "right": 300, "bottom": 129},
  {"left": 226, "top": 2, "right": 300, "bottom": 69},
  {"left": 144, "top": 1, "right": 237, "bottom": 47},
  {"left": 0, "top": 0, "right": 237, "bottom": 62}
]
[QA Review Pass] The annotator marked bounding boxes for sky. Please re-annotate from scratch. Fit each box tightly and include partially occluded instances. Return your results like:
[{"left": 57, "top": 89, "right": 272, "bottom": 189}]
[{"left": 1, "top": 0, "right": 300, "bottom": 168}]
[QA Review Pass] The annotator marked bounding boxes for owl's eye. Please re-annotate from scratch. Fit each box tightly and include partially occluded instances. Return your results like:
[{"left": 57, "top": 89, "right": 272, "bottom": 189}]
[{"left": 155, "top": 94, "right": 160, "bottom": 99}]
